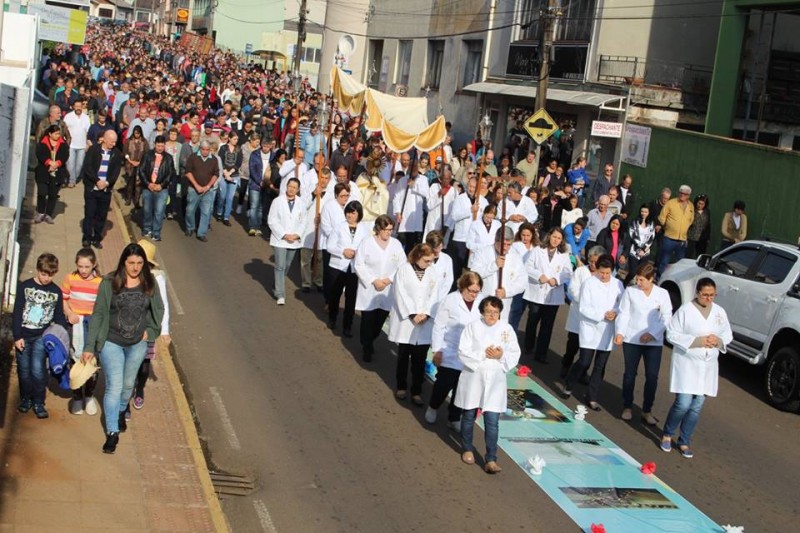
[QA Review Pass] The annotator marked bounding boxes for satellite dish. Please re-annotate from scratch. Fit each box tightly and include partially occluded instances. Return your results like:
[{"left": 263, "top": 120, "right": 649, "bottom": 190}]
[{"left": 337, "top": 35, "right": 356, "bottom": 58}]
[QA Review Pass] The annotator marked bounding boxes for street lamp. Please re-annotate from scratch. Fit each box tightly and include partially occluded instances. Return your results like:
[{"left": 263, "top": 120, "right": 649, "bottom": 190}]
[{"left": 479, "top": 111, "right": 494, "bottom": 149}]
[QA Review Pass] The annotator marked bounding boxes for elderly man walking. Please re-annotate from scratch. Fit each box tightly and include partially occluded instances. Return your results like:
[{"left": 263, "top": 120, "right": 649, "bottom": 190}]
[
  {"left": 80, "top": 130, "right": 123, "bottom": 248},
  {"left": 657, "top": 184, "right": 695, "bottom": 278},
  {"left": 184, "top": 141, "right": 219, "bottom": 242}
]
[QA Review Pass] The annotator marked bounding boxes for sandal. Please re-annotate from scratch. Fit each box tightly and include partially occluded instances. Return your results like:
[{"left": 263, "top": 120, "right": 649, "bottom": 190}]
[
  {"left": 411, "top": 395, "right": 424, "bottom": 407},
  {"left": 461, "top": 451, "right": 475, "bottom": 464},
  {"left": 395, "top": 390, "right": 407, "bottom": 400}
]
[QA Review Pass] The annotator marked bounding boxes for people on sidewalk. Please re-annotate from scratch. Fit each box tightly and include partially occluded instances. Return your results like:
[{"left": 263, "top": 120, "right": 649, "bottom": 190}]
[
  {"left": 34, "top": 125, "right": 69, "bottom": 224},
  {"left": 82, "top": 243, "right": 164, "bottom": 454},
  {"left": 80, "top": 130, "right": 123, "bottom": 249},
  {"left": 63, "top": 100, "right": 90, "bottom": 188},
  {"left": 12, "top": 253, "right": 67, "bottom": 419}
]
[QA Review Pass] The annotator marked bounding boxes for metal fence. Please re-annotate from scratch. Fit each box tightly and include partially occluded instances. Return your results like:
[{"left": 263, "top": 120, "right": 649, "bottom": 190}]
[{"left": 598, "top": 55, "right": 712, "bottom": 94}]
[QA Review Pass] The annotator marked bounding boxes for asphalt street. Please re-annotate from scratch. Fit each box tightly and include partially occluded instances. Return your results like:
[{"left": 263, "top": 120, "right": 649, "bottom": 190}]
[{"left": 135, "top": 210, "right": 800, "bottom": 533}]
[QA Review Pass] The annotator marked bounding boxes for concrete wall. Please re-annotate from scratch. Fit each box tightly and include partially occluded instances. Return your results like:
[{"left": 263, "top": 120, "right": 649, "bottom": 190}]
[
  {"left": 620, "top": 124, "right": 800, "bottom": 249},
  {"left": 317, "top": 1, "right": 369, "bottom": 94}
]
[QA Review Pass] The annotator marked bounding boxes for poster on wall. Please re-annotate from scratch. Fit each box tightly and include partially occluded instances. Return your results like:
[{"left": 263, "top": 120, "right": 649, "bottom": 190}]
[{"left": 622, "top": 124, "right": 651, "bottom": 168}]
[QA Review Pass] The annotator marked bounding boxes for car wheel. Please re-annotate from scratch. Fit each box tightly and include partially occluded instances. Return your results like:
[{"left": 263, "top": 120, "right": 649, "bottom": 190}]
[{"left": 765, "top": 347, "right": 800, "bottom": 412}]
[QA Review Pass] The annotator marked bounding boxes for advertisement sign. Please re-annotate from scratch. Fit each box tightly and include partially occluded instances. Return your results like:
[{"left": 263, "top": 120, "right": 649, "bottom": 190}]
[
  {"left": 591, "top": 120, "right": 624, "bottom": 138},
  {"left": 27, "top": 3, "right": 88, "bottom": 45},
  {"left": 175, "top": 8, "right": 189, "bottom": 24},
  {"left": 506, "top": 43, "right": 588, "bottom": 81},
  {"left": 622, "top": 124, "right": 652, "bottom": 168}
]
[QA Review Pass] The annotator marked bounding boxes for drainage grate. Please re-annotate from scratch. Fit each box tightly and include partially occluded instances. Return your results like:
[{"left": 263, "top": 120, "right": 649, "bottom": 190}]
[{"left": 209, "top": 471, "right": 256, "bottom": 496}]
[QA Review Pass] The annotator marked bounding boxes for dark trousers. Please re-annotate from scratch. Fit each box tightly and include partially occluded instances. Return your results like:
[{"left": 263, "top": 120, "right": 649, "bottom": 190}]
[
  {"left": 396, "top": 343, "right": 429, "bottom": 395},
  {"left": 83, "top": 188, "right": 112, "bottom": 243},
  {"left": 447, "top": 240, "right": 468, "bottom": 289},
  {"left": 135, "top": 359, "right": 151, "bottom": 396},
  {"left": 429, "top": 366, "right": 463, "bottom": 421},
  {"left": 657, "top": 237, "right": 687, "bottom": 277},
  {"left": 35, "top": 176, "right": 60, "bottom": 217},
  {"left": 566, "top": 348, "right": 611, "bottom": 403},
  {"left": 622, "top": 343, "right": 662, "bottom": 413},
  {"left": 237, "top": 179, "right": 249, "bottom": 207},
  {"left": 124, "top": 171, "right": 141, "bottom": 206},
  {"left": 523, "top": 302, "right": 559, "bottom": 360},
  {"left": 360, "top": 308, "right": 389, "bottom": 355},
  {"left": 397, "top": 231, "right": 422, "bottom": 255},
  {"left": 562, "top": 331, "right": 580, "bottom": 370},
  {"left": 687, "top": 240, "right": 708, "bottom": 260},
  {"left": 328, "top": 268, "right": 357, "bottom": 329},
  {"left": 322, "top": 250, "right": 333, "bottom": 302}
]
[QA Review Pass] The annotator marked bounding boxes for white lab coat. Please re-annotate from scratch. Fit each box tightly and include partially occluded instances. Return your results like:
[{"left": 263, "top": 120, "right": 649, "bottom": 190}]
[
  {"left": 498, "top": 195, "right": 538, "bottom": 235},
  {"left": 466, "top": 219, "right": 501, "bottom": 252},
  {"left": 320, "top": 199, "right": 345, "bottom": 241},
  {"left": 326, "top": 220, "right": 373, "bottom": 273},
  {"left": 524, "top": 247, "right": 572, "bottom": 305},
  {"left": 667, "top": 302, "right": 733, "bottom": 397},
  {"left": 268, "top": 194, "right": 308, "bottom": 250},
  {"left": 578, "top": 276, "right": 624, "bottom": 351},
  {"left": 301, "top": 191, "right": 333, "bottom": 248},
  {"left": 447, "top": 193, "right": 488, "bottom": 243},
  {"left": 432, "top": 291, "right": 481, "bottom": 371},
  {"left": 616, "top": 285, "right": 672, "bottom": 345},
  {"left": 387, "top": 262, "right": 439, "bottom": 345},
  {"left": 454, "top": 318, "right": 521, "bottom": 413},
  {"left": 429, "top": 252, "right": 454, "bottom": 315},
  {"left": 424, "top": 183, "right": 458, "bottom": 239},
  {"left": 354, "top": 236, "right": 406, "bottom": 311},
  {"left": 392, "top": 174, "right": 429, "bottom": 233},
  {"left": 510, "top": 241, "right": 534, "bottom": 265},
  {"left": 279, "top": 160, "right": 315, "bottom": 198},
  {"left": 468, "top": 244, "right": 527, "bottom": 321},
  {"left": 565, "top": 265, "right": 593, "bottom": 333}
]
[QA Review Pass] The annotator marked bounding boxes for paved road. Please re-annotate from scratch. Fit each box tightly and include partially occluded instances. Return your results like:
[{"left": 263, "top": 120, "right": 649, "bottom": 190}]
[{"left": 138, "top": 212, "right": 800, "bottom": 533}]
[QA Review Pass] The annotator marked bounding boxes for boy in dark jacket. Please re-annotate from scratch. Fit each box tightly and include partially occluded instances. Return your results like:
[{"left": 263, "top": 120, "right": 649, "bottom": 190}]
[{"left": 12, "top": 253, "right": 67, "bottom": 419}]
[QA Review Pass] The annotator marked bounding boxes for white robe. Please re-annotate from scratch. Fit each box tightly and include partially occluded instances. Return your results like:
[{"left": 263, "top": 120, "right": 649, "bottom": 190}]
[
  {"left": 354, "top": 236, "right": 406, "bottom": 311},
  {"left": 279, "top": 160, "right": 315, "bottom": 198},
  {"left": 392, "top": 174, "right": 429, "bottom": 233},
  {"left": 667, "top": 302, "right": 733, "bottom": 397},
  {"left": 268, "top": 195, "right": 308, "bottom": 250},
  {"left": 615, "top": 285, "right": 672, "bottom": 346},
  {"left": 468, "top": 244, "right": 527, "bottom": 322},
  {"left": 447, "top": 193, "right": 488, "bottom": 243},
  {"left": 429, "top": 252, "right": 454, "bottom": 316},
  {"left": 301, "top": 192, "right": 333, "bottom": 249},
  {"left": 454, "top": 319, "right": 521, "bottom": 413},
  {"left": 320, "top": 199, "right": 345, "bottom": 241},
  {"left": 498, "top": 196, "right": 538, "bottom": 235},
  {"left": 326, "top": 221, "right": 373, "bottom": 273},
  {"left": 578, "top": 276, "right": 624, "bottom": 351},
  {"left": 431, "top": 291, "right": 481, "bottom": 371},
  {"left": 565, "top": 265, "right": 593, "bottom": 333},
  {"left": 466, "top": 219, "right": 500, "bottom": 252},
  {"left": 424, "top": 184, "right": 458, "bottom": 240},
  {"left": 387, "top": 262, "right": 440, "bottom": 345},
  {"left": 524, "top": 247, "right": 572, "bottom": 305}
]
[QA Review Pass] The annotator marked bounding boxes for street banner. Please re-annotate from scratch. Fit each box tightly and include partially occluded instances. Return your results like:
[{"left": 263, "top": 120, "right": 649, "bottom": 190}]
[
  {"left": 27, "top": 2, "right": 88, "bottom": 45},
  {"left": 591, "top": 120, "right": 623, "bottom": 138}
]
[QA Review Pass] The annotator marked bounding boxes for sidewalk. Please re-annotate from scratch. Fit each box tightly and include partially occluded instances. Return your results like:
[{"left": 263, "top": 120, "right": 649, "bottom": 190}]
[{"left": 0, "top": 175, "right": 229, "bottom": 532}]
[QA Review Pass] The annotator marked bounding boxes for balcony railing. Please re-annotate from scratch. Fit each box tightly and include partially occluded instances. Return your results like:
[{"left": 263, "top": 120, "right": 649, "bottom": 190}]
[{"left": 598, "top": 55, "right": 712, "bottom": 95}]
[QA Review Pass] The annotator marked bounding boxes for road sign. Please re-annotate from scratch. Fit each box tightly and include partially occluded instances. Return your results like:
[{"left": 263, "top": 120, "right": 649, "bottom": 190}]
[
  {"left": 524, "top": 108, "right": 557, "bottom": 145},
  {"left": 245, "top": 43, "right": 253, "bottom": 54}
]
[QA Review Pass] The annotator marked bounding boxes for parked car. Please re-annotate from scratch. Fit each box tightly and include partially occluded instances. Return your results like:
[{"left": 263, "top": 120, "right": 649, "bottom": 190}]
[{"left": 660, "top": 240, "right": 800, "bottom": 411}]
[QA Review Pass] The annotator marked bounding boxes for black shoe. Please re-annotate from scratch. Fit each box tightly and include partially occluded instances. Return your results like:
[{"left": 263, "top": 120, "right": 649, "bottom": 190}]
[
  {"left": 534, "top": 356, "right": 550, "bottom": 365},
  {"left": 118, "top": 412, "right": 127, "bottom": 433},
  {"left": 103, "top": 432, "right": 119, "bottom": 454},
  {"left": 302, "top": 287, "right": 311, "bottom": 293},
  {"left": 343, "top": 327, "right": 353, "bottom": 338},
  {"left": 197, "top": 235, "right": 208, "bottom": 242},
  {"left": 81, "top": 240, "right": 91, "bottom": 248},
  {"left": 92, "top": 241, "right": 103, "bottom": 249},
  {"left": 362, "top": 345, "right": 373, "bottom": 362},
  {"left": 327, "top": 319, "right": 336, "bottom": 330},
  {"left": 185, "top": 229, "right": 195, "bottom": 237},
  {"left": 33, "top": 404, "right": 49, "bottom": 419},
  {"left": 222, "top": 219, "right": 231, "bottom": 227},
  {"left": 17, "top": 399, "right": 32, "bottom": 413},
  {"left": 214, "top": 214, "right": 222, "bottom": 221},
  {"left": 315, "top": 285, "right": 324, "bottom": 293}
]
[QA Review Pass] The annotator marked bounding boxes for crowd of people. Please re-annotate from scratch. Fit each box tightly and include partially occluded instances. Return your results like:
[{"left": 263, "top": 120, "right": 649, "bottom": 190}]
[{"left": 19, "top": 24, "right": 740, "bottom": 465}]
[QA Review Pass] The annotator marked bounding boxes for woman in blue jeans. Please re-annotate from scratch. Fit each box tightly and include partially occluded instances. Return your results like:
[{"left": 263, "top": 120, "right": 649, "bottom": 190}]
[
  {"left": 661, "top": 277, "right": 732, "bottom": 459},
  {"left": 215, "top": 132, "right": 243, "bottom": 226},
  {"left": 82, "top": 243, "right": 164, "bottom": 454}
]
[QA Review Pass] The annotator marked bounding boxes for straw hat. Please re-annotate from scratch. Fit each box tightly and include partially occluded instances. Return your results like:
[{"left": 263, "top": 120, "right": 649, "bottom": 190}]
[
  {"left": 136, "top": 239, "right": 159, "bottom": 267},
  {"left": 69, "top": 358, "right": 99, "bottom": 389}
]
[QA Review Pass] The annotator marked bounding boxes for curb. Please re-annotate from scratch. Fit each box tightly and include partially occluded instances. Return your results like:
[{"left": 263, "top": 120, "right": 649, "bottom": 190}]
[{"left": 112, "top": 196, "right": 231, "bottom": 533}]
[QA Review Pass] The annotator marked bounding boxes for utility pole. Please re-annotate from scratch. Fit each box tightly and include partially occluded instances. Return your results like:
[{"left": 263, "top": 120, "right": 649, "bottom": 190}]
[
  {"left": 533, "top": 0, "right": 562, "bottom": 168},
  {"left": 293, "top": 0, "right": 308, "bottom": 75}
]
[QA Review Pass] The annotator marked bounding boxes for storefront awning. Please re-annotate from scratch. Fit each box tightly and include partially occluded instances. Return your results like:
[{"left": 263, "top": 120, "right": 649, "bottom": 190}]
[{"left": 463, "top": 82, "right": 626, "bottom": 112}]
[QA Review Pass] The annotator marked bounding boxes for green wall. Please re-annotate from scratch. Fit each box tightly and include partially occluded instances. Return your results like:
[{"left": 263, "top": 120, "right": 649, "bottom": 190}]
[{"left": 620, "top": 124, "right": 800, "bottom": 251}]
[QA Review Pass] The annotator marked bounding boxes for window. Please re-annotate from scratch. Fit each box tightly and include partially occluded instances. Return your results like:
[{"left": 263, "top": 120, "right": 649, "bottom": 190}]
[
  {"left": 98, "top": 7, "right": 113, "bottom": 18},
  {"left": 518, "top": 0, "right": 596, "bottom": 42},
  {"left": 303, "top": 47, "right": 321, "bottom": 63},
  {"left": 754, "top": 252, "right": 796, "bottom": 285},
  {"left": 713, "top": 247, "right": 760, "bottom": 278},
  {"left": 462, "top": 40, "right": 483, "bottom": 87},
  {"left": 427, "top": 40, "right": 445, "bottom": 89},
  {"left": 367, "top": 39, "right": 384, "bottom": 88},
  {"left": 396, "top": 40, "right": 412, "bottom": 86}
]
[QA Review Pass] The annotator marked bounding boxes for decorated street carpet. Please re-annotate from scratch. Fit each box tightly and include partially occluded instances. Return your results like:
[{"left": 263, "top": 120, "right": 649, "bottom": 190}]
[{"left": 423, "top": 362, "right": 727, "bottom": 532}]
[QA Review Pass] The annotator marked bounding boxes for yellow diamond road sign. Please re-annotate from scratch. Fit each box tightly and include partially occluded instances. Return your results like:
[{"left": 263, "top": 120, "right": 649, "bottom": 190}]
[{"left": 524, "top": 108, "right": 557, "bottom": 145}]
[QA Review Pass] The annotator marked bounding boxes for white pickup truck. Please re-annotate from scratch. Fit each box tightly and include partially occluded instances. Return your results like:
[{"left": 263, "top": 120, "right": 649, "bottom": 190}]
[{"left": 659, "top": 240, "right": 800, "bottom": 411}]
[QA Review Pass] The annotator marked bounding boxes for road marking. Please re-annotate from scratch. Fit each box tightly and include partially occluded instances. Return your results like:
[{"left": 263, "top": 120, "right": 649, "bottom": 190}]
[
  {"left": 253, "top": 499, "right": 278, "bottom": 533},
  {"left": 152, "top": 248, "right": 185, "bottom": 315},
  {"left": 209, "top": 386, "right": 241, "bottom": 450}
]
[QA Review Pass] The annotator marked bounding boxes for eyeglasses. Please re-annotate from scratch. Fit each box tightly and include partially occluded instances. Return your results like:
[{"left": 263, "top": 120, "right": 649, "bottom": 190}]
[
  {"left": 338, "top": 192, "right": 350, "bottom": 198},
  {"left": 465, "top": 288, "right": 481, "bottom": 295},
  {"left": 483, "top": 311, "right": 501, "bottom": 317}
]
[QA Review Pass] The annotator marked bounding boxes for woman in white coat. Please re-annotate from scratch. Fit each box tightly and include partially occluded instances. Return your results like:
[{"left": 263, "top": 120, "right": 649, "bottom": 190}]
[
  {"left": 425, "top": 231, "right": 454, "bottom": 316},
  {"left": 455, "top": 296, "right": 521, "bottom": 474},
  {"left": 614, "top": 262, "right": 672, "bottom": 425},
  {"left": 563, "top": 254, "right": 624, "bottom": 411},
  {"left": 388, "top": 243, "right": 440, "bottom": 405},
  {"left": 326, "top": 201, "right": 371, "bottom": 337},
  {"left": 508, "top": 222, "right": 538, "bottom": 331},
  {"left": 468, "top": 226, "right": 527, "bottom": 323},
  {"left": 523, "top": 227, "right": 572, "bottom": 363},
  {"left": 425, "top": 272, "right": 483, "bottom": 430},
  {"left": 466, "top": 204, "right": 500, "bottom": 252},
  {"left": 661, "top": 277, "right": 732, "bottom": 459},
  {"left": 267, "top": 177, "right": 308, "bottom": 305},
  {"left": 354, "top": 214, "right": 406, "bottom": 362}
]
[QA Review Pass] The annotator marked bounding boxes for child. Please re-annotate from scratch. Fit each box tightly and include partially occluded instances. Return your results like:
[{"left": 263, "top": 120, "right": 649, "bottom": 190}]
[
  {"left": 12, "top": 253, "right": 67, "bottom": 419},
  {"left": 62, "top": 248, "right": 102, "bottom": 416},
  {"left": 131, "top": 239, "right": 170, "bottom": 411}
]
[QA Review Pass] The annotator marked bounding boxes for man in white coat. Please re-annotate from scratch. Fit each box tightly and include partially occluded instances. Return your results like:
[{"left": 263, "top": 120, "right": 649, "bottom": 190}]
[
  {"left": 268, "top": 177, "right": 308, "bottom": 305},
  {"left": 469, "top": 227, "right": 527, "bottom": 323},
  {"left": 497, "top": 182, "right": 538, "bottom": 235},
  {"left": 393, "top": 161, "right": 429, "bottom": 253},
  {"left": 446, "top": 175, "right": 487, "bottom": 284},
  {"left": 300, "top": 169, "right": 332, "bottom": 292},
  {"left": 424, "top": 166, "right": 458, "bottom": 243},
  {"left": 279, "top": 148, "right": 314, "bottom": 197}
]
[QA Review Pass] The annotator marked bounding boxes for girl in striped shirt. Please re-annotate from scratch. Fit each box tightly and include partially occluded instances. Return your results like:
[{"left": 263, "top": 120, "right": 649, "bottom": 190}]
[{"left": 63, "top": 248, "right": 102, "bottom": 416}]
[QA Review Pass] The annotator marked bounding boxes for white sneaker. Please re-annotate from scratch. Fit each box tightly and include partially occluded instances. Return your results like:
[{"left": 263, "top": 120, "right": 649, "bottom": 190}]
[
  {"left": 447, "top": 420, "right": 462, "bottom": 433},
  {"left": 69, "top": 398, "right": 84, "bottom": 415},
  {"left": 424, "top": 407, "right": 437, "bottom": 424},
  {"left": 277, "top": 297, "right": 286, "bottom": 305},
  {"left": 84, "top": 396, "right": 98, "bottom": 416}
]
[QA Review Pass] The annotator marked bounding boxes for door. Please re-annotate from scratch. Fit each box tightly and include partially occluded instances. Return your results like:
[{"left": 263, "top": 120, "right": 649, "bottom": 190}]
[
  {"left": 741, "top": 248, "right": 798, "bottom": 347},
  {"left": 708, "top": 245, "right": 764, "bottom": 331}
]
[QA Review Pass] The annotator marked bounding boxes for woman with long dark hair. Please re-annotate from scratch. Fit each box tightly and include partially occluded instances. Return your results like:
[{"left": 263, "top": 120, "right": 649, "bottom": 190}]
[
  {"left": 34, "top": 124, "right": 69, "bottom": 224},
  {"left": 124, "top": 125, "right": 148, "bottom": 207},
  {"left": 82, "top": 243, "right": 164, "bottom": 454}
]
